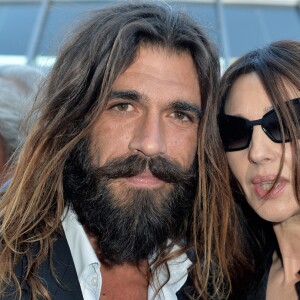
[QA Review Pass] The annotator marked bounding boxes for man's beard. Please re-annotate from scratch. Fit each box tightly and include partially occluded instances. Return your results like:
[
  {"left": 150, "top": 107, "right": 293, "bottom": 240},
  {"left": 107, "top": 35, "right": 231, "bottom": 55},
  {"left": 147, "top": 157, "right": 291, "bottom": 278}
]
[{"left": 63, "top": 138, "right": 197, "bottom": 266}]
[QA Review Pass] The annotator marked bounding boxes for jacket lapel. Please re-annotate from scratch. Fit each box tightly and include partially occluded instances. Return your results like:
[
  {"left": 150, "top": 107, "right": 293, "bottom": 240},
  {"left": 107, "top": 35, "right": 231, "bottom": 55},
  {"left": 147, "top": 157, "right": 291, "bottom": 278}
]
[
  {"left": 7, "top": 233, "right": 83, "bottom": 300},
  {"left": 39, "top": 233, "right": 84, "bottom": 300}
]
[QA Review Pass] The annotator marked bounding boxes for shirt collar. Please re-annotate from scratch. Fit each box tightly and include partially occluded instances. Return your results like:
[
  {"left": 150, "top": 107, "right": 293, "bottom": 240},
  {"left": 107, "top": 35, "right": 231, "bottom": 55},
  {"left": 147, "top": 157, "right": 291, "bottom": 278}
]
[
  {"left": 149, "top": 244, "right": 193, "bottom": 299},
  {"left": 62, "top": 208, "right": 192, "bottom": 299},
  {"left": 62, "top": 208, "right": 100, "bottom": 279}
]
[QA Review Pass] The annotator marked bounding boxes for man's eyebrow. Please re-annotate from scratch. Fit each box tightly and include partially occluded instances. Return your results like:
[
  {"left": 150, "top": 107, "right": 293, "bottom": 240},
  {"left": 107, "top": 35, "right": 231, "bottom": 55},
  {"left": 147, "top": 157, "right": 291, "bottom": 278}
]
[
  {"left": 109, "top": 90, "right": 141, "bottom": 101},
  {"left": 168, "top": 100, "right": 202, "bottom": 118},
  {"left": 109, "top": 91, "right": 202, "bottom": 117}
]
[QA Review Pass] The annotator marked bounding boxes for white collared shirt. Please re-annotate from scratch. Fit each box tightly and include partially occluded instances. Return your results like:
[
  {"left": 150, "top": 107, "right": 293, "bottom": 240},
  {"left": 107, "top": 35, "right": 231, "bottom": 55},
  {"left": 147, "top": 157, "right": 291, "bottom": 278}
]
[{"left": 62, "top": 209, "right": 192, "bottom": 300}]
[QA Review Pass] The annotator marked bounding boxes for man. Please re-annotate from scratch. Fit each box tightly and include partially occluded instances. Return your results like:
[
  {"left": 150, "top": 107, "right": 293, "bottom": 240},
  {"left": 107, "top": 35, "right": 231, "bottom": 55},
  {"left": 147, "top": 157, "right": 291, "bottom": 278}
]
[{"left": 0, "top": 2, "right": 219, "bottom": 299}]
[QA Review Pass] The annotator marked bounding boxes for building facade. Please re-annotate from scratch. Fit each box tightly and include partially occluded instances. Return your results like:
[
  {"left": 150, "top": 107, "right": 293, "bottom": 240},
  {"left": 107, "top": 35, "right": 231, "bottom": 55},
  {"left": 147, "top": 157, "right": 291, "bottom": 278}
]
[{"left": 1, "top": 0, "right": 300, "bottom": 68}]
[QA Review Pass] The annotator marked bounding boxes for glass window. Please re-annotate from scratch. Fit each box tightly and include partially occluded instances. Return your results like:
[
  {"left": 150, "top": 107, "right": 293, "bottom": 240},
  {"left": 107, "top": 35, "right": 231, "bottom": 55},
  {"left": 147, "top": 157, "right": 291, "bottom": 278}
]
[
  {"left": 37, "top": 2, "right": 121, "bottom": 57},
  {"left": 225, "top": 4, "right": 300, "bottom": 58},
  {"left": 170, "top": 2, "right": 219, "bottom": 47},
  {"left": 225, "top": 5, "right": 266, "bottom": 57},
  {"left": 264, "top": 6, "right": 300, "bottom": 41},
  {"left": 37, "top": 1, "right": 218, "bottom": 56},
  {"left": 0, "top": 4, "right": 39, "bottom": 55}
]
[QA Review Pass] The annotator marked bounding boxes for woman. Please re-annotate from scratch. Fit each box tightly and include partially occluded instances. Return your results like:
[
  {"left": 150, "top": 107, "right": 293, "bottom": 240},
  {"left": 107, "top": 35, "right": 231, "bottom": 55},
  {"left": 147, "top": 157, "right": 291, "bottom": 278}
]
[{"left": 214, "top": 40, "right": 300, "bottom": 299}]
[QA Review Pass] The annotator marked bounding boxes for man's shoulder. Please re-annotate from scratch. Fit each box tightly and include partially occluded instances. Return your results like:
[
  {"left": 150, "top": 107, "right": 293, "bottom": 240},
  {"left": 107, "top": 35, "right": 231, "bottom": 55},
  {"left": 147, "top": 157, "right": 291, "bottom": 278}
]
[{"left": 2, "top": 233, "right": 83, "bottom": 300}]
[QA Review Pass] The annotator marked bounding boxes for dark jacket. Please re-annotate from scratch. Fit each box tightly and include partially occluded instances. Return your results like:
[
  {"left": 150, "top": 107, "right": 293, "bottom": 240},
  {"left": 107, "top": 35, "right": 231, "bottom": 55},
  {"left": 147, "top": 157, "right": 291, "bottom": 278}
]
[{"left": 1, "top": 234, "right": 194, "bottom": 300}]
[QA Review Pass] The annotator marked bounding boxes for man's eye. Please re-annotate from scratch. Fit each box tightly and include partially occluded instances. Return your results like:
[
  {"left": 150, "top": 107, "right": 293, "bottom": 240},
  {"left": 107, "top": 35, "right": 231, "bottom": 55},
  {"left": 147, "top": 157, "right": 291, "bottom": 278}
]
[
  {"left": 111, "top": 103, "right": 134, "bottom": 112},
  {"left": 172, "top": 111, "right": 192, "bottom": 122}
]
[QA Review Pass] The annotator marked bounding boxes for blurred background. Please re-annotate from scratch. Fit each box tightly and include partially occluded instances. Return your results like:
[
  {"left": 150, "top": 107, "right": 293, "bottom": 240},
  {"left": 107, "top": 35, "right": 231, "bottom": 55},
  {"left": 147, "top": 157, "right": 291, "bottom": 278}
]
[{"left": 1, "top": 0, "right": 300, "bottom": 69}]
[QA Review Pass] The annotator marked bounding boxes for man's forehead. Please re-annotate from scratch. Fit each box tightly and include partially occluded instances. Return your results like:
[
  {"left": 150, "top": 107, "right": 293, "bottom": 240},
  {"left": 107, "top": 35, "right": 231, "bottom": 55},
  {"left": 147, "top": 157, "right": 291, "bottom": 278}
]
[
  {"left": 111, "top": 45, "right": 200, "bottom": 100},
  {"left": 128, "top": 44, "right": 195, "bottom": 69}
]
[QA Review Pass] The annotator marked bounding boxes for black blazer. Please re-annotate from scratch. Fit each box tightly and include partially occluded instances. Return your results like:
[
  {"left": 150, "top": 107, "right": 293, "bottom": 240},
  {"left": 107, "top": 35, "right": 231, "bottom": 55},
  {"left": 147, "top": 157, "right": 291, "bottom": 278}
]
[
  {"left": 2, "top": 234, "right": 82, "bottom": 300},
  {"left": 1, "top": 234, "right": 193, "bottom": 300}
]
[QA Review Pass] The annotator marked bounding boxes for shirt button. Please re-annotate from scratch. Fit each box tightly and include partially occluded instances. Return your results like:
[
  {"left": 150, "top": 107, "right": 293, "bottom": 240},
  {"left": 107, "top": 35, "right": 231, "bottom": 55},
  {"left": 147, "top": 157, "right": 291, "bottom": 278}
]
[{"left": 91, "top": 277, "right": 98, "bottom": 286}]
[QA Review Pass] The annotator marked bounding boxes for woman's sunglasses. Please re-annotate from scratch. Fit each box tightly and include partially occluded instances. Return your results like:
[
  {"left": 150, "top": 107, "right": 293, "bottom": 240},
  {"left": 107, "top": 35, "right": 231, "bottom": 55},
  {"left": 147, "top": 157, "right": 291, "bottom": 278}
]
[{"left": 218, "top": 98, "right": 300, "bottom": 152}]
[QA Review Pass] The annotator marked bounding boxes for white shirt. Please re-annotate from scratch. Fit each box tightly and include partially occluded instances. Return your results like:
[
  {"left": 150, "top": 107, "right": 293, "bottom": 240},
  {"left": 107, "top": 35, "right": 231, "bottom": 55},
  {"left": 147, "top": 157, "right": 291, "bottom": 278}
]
[{"left": 62, "top": 209, "right": 192, "bottom": 300}]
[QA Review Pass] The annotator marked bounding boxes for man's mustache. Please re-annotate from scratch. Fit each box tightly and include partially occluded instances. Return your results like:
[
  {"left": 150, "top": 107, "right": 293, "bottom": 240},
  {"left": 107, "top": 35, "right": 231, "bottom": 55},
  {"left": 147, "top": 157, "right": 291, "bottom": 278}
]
[{"left": 94, "top": 154, "right": 197, "bottom": 186}]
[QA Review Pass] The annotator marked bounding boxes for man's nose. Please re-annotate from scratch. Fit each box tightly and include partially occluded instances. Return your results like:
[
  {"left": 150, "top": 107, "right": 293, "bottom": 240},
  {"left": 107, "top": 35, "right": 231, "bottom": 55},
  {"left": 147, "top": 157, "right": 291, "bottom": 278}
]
[
  {"left": 128, "top": 112, "right": 167, "bottom": 157},
  {"left": 248, "top": 126, "right": 279, "bottom": 164}
]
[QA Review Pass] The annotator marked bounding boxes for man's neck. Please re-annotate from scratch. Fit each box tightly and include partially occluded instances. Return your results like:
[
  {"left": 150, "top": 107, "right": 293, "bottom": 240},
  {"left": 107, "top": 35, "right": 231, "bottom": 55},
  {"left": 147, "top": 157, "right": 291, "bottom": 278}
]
[
  {"left": 86, "top": 228, "right": 149, "bottom": 300},
  {"left": 100, "top": 260, "right": 148, "bottom": 300}
]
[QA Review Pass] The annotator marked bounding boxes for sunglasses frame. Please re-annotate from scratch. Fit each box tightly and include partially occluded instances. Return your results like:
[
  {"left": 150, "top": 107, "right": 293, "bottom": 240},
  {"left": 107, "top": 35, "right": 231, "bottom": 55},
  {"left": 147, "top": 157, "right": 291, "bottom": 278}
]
[{"left": 218, "top": 97, "right": 300, "bottom": 152}]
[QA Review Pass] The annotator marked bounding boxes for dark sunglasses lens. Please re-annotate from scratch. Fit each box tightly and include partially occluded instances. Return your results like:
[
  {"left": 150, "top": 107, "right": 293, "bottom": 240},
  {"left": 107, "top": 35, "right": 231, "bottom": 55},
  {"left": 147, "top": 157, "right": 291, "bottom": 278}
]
[
  {"left": 218, "top": 115, "right": 251, "bottom": 151},
  {"left": 263, "top": 102, "right": 300, "bottom": 142},
  {"left": 262, "top": 112, "right": 284, "bottom": 142}
]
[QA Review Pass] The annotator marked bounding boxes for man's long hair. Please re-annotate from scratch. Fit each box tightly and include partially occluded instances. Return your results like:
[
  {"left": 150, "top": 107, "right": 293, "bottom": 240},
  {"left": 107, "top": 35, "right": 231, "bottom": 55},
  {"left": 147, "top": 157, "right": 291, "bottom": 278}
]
[{"left": 0, "top": 2, "right": 221, "bottom": 299}]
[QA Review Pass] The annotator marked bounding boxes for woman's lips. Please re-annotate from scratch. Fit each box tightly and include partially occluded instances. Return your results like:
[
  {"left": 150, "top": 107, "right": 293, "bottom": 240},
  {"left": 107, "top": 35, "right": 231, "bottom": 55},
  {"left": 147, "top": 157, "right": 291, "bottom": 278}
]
[
  {"left": 251, "top": 175, "right": 288, "bottom": 199},
  {"left": 125, "top": 170, "right": 164, "bottom": 187}
]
